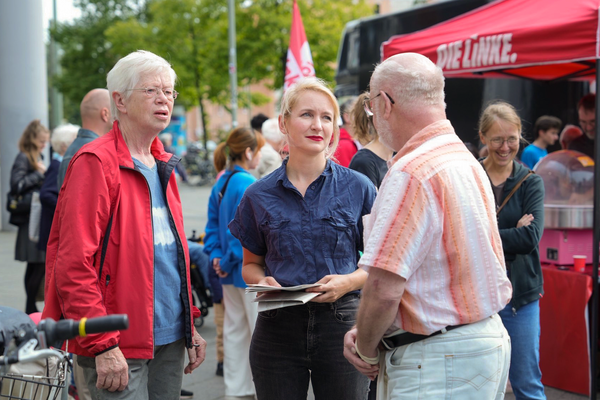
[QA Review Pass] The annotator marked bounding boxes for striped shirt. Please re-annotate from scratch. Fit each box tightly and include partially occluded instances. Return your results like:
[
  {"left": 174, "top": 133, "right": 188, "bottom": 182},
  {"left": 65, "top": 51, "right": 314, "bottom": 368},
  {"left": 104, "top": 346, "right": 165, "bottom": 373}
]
[{"left": 359, "top": 120, "right": 512, "bottom": 335}]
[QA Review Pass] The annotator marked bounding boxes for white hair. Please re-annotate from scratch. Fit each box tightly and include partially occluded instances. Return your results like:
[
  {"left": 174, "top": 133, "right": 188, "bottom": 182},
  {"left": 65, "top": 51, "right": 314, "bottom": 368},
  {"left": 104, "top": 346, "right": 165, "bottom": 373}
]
[
  {"left": 107, "top": 50, "right": 177, "bottom": 119},
  {"left": 51, "top": 123, "right": 79, "bottom": 153},
  {"left": 261, "top": 118, "right": 284, "bottom": 145},
  {"left": 371, "top": 53, "right": 446, "bottom": 108}
]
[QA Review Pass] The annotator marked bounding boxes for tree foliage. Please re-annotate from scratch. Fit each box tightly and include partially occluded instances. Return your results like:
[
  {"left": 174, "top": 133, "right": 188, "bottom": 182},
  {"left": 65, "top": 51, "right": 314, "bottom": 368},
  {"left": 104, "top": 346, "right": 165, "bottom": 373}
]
[
  {"left": 51, "top": 0, "right": 144, "bottom": 123},
  {"left": 238, "top": 0, "right": 373, "bottom": 88},
  {"left": 52, "top": 0, "right": 374, "bottom": 124}
]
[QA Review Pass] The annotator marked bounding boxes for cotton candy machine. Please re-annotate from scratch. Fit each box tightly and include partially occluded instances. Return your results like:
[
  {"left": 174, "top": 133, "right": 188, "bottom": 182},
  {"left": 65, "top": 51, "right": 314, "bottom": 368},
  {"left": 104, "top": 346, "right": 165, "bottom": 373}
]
[{"left": 536, "top": 150, "right": 594, "bottom": 265}]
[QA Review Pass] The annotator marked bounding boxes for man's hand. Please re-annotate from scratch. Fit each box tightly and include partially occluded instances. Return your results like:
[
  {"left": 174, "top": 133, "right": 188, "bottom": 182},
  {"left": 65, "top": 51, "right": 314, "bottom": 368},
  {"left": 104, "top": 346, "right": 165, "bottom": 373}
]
[
  {"left": 185, "top": 327, "right": 207, "bottom": 374},
  {"left": 343, "top": 328, "right": 379, "bottom": 380},
  {"left": 95, "top": 347, "right": 128, "bottom": 392}
]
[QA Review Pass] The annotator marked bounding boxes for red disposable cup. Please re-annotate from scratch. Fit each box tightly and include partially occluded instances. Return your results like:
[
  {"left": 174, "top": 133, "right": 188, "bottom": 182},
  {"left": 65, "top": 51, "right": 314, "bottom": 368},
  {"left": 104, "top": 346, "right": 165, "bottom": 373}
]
[{"left": 573, "top": 255, "right": 586, "bottom": 272}]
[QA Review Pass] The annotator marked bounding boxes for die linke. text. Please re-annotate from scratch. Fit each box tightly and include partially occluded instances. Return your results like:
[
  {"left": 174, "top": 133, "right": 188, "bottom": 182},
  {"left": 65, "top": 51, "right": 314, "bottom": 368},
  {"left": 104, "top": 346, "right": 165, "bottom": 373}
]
[{"left": 436, "top": 33, "right": 518, "bottom": 70}]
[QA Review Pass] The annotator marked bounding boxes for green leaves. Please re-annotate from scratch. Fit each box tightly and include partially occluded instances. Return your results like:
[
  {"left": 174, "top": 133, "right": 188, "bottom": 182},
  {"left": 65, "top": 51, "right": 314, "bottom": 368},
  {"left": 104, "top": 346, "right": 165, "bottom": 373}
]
[
  {"left": 51, "top": 0, "right": 144, "bottom": 123},
  {"left": 53, "top": 0, "right": 373, "bottom": 123}
]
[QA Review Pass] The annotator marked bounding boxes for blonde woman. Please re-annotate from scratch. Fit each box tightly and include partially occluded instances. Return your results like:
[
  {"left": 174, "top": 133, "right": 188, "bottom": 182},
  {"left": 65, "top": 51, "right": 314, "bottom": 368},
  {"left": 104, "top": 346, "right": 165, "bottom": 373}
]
[{"left": 230, "top": 78, "right": 377, "bottom": 400}]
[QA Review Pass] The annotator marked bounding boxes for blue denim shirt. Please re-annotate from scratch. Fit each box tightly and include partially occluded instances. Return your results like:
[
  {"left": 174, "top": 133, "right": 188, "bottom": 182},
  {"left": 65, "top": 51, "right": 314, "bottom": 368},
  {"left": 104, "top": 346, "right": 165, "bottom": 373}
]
[{"left": 229, "top": 159, "right": 377, "bottom": 287}]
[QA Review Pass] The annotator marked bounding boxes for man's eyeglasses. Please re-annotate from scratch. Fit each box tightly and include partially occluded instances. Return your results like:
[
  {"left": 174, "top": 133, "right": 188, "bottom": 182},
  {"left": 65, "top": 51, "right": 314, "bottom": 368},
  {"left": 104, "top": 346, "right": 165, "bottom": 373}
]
[
  {"left": 126, "top": 87, "right": 178, "bottom": 100},
  {"left": 489, "top": 137, "right": 519, "bottom": 148},
  {"left": 363, "top": 92, "right": 395, "bottom": 117}
]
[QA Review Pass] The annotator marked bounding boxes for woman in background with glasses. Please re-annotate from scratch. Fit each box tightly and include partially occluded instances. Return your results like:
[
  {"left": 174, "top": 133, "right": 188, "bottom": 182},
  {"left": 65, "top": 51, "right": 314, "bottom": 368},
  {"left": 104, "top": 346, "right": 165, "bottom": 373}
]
[{"left": 479, "top": 101, "right": 546, "bottom": 400}]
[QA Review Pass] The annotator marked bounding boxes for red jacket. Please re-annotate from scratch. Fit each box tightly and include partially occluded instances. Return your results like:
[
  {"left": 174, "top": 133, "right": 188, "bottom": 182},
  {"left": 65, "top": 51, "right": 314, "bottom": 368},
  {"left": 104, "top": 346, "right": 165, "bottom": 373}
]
[
  {"left": 42, "top": 122, "right": 199, "bottom": 359},
  {"left": 333, "top": 127, "right": 358, "bottom": 167}
]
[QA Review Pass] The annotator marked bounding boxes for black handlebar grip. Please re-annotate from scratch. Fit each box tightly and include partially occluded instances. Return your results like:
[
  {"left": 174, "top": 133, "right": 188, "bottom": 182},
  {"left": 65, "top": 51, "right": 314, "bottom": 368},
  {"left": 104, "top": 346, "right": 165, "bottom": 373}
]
[
  {"left": 38, "top": 319, "right": 80, "bottom": 346},
  {"left": 82, "top": 315, "right": 129, "bottom": 336}
]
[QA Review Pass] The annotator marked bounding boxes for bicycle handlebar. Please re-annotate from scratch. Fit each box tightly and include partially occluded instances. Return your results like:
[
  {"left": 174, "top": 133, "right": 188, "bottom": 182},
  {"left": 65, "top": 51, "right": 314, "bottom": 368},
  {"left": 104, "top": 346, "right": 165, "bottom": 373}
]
[
  {"left": 0, "top": 313, "right": 129, "bottom": 366},
  {"left": 38, "top": 314, "right": 129, "bottom": 347}
]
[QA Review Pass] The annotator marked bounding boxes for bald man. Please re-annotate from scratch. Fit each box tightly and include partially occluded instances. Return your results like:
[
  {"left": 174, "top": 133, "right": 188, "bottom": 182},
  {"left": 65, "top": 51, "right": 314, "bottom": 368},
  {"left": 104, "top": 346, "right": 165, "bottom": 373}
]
[
  {"left": 343, "top": 53, "right": 511, "bottom": 399},
  {"left": 57, "top": 89, "right": 112, "bottom": 189}
]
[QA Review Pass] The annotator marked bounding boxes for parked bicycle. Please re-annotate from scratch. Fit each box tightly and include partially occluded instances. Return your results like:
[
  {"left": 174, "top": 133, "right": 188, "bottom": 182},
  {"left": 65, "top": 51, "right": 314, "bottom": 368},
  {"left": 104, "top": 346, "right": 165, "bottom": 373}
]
[{"left": 182, "top": 142, "right": 216, "bottom": 186}]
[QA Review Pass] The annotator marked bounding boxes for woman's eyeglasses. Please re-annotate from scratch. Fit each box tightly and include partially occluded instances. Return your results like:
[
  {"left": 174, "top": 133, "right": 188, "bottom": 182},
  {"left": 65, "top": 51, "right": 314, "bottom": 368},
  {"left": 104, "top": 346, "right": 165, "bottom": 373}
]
[
  {"left": 488, "top": 137, "right": 519, "bottom": 148},
  {"left": 125, "top": 87, "right": 178, "bottom": 100}
]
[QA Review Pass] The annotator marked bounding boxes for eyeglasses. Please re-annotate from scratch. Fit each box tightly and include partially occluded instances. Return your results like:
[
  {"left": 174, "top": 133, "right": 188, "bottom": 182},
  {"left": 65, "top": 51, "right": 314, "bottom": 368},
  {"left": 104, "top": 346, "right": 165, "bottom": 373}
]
[
  {"left": 488, "top": 137, "right": 519, "bottom": 148},
  {"left": 364, "top": 91, "right": 395, "bottom": 117},
  {"left": 126, "top": 87, "right": 178, "bottom": 100}
]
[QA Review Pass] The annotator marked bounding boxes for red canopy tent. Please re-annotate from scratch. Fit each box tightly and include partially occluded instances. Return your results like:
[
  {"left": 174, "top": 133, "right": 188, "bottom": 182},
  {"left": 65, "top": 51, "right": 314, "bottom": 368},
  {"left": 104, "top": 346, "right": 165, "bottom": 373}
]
[
  {"left": 382, "top": 0, "right": 600, "bottom": 82},
  {"left": 383, "top": 0, "right": 600, "bottom": 398}
]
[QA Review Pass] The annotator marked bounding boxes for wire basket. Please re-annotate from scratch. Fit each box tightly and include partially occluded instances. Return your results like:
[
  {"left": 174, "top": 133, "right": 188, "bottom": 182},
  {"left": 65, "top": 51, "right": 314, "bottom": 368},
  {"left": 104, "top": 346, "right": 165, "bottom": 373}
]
[{"left": 0, "top": 357, "right": 68, "bottom": 400}]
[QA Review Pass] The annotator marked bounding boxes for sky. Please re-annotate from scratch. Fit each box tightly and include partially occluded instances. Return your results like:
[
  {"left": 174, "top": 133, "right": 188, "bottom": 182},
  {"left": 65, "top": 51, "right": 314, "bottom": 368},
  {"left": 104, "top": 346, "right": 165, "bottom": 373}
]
[{"left": 41, "top": 0, "right": 81, "bottom": 36}]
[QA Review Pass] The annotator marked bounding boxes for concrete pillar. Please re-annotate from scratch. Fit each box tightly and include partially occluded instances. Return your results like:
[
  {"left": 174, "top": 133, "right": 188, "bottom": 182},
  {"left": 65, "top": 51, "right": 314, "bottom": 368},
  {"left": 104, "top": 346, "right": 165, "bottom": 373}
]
[{"left": 0, "top": 0, "right": 49, "bottom": 231}]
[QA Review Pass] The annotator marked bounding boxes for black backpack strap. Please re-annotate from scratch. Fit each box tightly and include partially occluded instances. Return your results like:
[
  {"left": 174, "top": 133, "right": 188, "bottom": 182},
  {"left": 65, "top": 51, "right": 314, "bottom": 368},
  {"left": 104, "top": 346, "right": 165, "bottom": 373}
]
[
  {"left": 218, "top": 170, "right": 240, "bottom": 205},
  {"left": 98, "top": 214, "right": 113, "bottom": 283}
]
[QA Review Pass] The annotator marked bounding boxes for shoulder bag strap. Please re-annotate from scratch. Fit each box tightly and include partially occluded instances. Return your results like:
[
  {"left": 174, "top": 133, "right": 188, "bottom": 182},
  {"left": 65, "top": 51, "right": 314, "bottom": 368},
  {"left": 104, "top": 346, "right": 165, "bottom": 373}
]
[
  {"left": 496, "top": 171, "right": 534, "bottom": 216},
  {"left": 218, "top": 170, "right": 240, "bottom": 205}
]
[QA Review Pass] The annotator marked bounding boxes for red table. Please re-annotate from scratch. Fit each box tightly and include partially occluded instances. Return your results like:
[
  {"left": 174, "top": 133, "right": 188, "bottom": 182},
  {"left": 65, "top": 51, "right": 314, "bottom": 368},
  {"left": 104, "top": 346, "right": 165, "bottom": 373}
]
[{"left": 539, "top": 264, "right": 593, "bottom": 395}]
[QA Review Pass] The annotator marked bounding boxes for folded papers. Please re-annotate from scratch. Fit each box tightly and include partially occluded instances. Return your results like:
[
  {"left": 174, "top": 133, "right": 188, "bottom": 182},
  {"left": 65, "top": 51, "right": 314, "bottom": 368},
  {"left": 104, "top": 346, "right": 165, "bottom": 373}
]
[{"left": 245, "top": 283, "right": 322, "bottom": 312}]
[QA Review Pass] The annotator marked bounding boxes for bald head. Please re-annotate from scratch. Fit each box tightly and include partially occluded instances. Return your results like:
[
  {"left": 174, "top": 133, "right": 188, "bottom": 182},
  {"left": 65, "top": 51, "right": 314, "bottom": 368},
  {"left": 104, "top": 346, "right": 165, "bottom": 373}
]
[
  {"left": 369, "top": 53, "right": 447, "bottom": 151},
  {"left": 80, "top": 88, "right": 112, "bottom": 136},
  {"left": 372, "top": 53, "right": 445, "bottom": 109}
]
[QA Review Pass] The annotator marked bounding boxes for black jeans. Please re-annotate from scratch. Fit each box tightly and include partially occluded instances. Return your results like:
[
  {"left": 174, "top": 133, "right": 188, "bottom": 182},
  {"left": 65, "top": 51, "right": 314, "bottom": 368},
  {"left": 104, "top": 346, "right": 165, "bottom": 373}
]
[{"left": 250, "top": 293, "right": 369, "bottom": 400}]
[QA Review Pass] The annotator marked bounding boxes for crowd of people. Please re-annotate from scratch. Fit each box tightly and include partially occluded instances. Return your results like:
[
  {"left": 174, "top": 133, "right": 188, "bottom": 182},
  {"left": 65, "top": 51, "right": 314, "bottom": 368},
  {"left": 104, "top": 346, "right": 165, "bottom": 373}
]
[{"left": 6, "top": 47, "right": 598, "bottom": 400}]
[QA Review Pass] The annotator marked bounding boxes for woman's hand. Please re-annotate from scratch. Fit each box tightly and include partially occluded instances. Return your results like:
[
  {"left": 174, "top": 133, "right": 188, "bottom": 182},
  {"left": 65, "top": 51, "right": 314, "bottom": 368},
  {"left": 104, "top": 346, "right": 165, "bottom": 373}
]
[
  {"left": 213, "top": 258, "right": 228, "bottom": 278},
  {"left": 255, "top": 276, "right": 282, "bottom": 298},
  {"left": 37, "top": 161, "right": 47, "bottom": 174},
  {"left": 185, "top": 327, "right": 207, "bottom": 374},
  {"left": 258, "top": 276, "right": 281, "bottom": 287},
  {"left": 517, "top": 213, "right": 534, "bottom": 228},
  {"left": 306, "top": 274, "right": 352, "bottom": 303}
]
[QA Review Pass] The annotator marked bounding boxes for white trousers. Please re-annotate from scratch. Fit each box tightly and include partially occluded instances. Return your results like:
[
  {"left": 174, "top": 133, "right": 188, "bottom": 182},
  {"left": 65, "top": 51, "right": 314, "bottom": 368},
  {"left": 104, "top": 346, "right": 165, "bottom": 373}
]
[
  {"left": 222, "top": 284, "right": 258, "bottom": 397},
  {"left": 378, "top": 313, "right": 511, "bottom": 400}
]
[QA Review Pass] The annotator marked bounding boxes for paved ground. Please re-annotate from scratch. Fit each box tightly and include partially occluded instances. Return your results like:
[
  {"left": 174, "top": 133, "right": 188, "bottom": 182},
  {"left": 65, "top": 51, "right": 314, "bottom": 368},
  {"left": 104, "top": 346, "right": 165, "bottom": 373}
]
[{"left": 0, "top": 182, "right": 588, "bottom": 399}]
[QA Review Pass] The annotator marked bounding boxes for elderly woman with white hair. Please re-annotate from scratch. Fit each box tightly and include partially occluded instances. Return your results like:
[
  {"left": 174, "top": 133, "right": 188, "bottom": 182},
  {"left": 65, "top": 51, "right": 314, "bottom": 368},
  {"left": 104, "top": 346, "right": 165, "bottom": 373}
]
[
  {"left": 42, "top": 50, "right": 207, "bottom": 399},
  {"left": 37, "top": 123, "right": 79, "bottom": 253},
  {"left": 261, "top": 117, "right": 286, "bottom": 159}
]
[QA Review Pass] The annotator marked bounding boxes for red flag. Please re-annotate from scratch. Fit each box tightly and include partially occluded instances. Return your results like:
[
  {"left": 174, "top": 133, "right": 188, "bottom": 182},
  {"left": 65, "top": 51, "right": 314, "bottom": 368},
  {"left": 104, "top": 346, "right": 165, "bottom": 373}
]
[{"left": 284, "top": 0, "right": 315, "bottom": 91}]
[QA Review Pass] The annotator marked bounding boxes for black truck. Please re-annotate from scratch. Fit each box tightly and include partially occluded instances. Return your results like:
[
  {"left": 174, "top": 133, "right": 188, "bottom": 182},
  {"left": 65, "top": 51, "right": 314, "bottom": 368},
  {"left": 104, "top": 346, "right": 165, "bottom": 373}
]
[{"left": 335, "top": 0, "right": 587, "bottom": 146}]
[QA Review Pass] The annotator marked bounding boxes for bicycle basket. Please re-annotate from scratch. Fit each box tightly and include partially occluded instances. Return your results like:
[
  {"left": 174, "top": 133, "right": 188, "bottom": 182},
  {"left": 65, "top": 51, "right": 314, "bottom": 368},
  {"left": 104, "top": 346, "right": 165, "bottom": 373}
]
[{"left": 0, "top": 354, "right": 69, "bottom": 400}]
